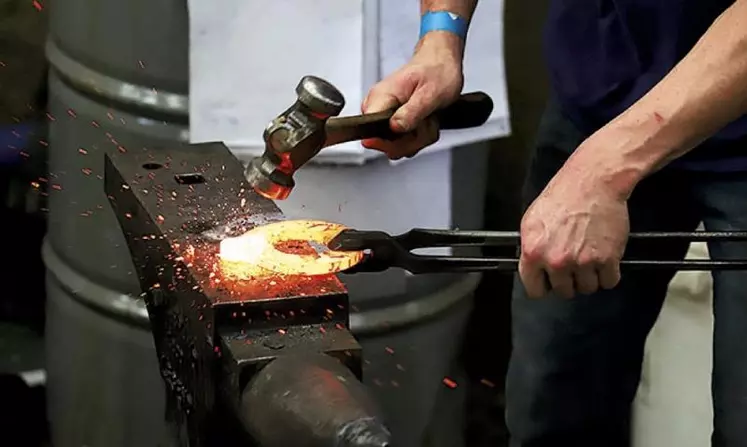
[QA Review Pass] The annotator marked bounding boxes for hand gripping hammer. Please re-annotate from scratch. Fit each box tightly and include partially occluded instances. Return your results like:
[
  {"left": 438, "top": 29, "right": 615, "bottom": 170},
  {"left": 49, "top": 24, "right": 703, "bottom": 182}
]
[{"left": 245, "top": 75, "right": 495, "bottom": 200}]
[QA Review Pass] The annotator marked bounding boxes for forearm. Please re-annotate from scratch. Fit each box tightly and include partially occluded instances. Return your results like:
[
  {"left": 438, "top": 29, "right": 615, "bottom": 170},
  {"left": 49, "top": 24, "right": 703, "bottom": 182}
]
[
  {"left": 421, "top": 0, "right": 478, "bottom": 19},
  {"left": 572, "top": 0, "right": 747, "bottom": 197},
  {"left": 416, "top": 0, "right": 478, "bottom": 58}
]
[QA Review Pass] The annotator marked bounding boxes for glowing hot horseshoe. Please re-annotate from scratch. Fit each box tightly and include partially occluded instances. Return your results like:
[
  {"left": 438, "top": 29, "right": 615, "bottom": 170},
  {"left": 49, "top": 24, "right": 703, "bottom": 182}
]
[{"left": 219, "top": 220, "right": 364, "bottom": 276}]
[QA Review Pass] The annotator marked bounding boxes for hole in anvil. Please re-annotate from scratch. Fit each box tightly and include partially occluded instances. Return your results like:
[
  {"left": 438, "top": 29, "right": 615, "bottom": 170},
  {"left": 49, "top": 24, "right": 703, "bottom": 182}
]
[
  {"left": 184, "top": 221, "right": 216, "bottom": 235},
  {"left": 142, "top": 163, "right": 163, "bottom": 170},
  {"left": 175, "top": 173, "right": 206, "bottom": 185}
]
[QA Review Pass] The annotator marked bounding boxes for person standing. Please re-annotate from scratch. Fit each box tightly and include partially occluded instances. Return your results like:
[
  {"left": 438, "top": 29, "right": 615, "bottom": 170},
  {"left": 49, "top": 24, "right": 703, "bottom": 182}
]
[{"left": 363, "top": 1, "right": 747, "bottom": 445}]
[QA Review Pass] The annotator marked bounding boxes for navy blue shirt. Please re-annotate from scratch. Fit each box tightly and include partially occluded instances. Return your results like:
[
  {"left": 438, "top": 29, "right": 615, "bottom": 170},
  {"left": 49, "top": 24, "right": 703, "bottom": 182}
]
[{"left": 544, "top": 0, "right": 747, "bottom": 170}]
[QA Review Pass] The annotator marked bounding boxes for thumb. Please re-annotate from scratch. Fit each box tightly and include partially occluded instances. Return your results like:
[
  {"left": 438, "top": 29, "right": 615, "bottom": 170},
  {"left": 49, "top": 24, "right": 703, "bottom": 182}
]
[
  {"left": 391, "top": 86, "right": 441, "bottom": 132},
  {"left": 362, "top": 90, "right": 400, "bottom": 114}
]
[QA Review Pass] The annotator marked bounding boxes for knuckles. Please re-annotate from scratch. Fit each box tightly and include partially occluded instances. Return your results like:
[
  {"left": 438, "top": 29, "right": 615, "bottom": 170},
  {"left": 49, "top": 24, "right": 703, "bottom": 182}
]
[
  {"left": 520, "top": 245, "right": 543, "bottom": 264},
  {"left": 545, "top": 254, "right": 574, "bottom": 272},
  {"left": 522, "top": 243, "right": 616, "bottom": 272}
]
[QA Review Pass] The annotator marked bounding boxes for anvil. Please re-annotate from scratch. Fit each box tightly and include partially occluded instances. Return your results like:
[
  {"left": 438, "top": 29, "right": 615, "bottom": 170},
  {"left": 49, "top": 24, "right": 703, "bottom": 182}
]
[{"left": 104, "top": 142, "right": 390, "bottom": 447}]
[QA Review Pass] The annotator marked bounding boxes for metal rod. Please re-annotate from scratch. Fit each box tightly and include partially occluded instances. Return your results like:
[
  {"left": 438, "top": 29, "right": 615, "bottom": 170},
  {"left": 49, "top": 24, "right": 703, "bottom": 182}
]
[
  {"left": 401, "top": 229, "right": 747, "bottom": 248},
  {"left": 401, "top": 256, "right": 747, "bottom": 274}
]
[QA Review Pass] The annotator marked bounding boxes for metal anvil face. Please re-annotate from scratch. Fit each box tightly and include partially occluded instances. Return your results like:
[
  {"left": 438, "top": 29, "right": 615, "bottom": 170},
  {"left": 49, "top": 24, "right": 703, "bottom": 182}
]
[{"left": 104, "top": 142, "right": 364, "bottom": 446}]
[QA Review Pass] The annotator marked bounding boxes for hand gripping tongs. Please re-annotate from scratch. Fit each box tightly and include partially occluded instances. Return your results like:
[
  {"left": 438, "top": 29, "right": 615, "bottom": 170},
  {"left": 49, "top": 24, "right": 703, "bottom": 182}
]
[{"left": 327, "top": 228, "right": 747, "bottom": 274}]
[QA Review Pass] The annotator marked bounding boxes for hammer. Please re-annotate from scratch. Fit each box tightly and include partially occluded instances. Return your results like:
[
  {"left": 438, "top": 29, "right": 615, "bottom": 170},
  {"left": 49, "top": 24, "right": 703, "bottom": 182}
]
[{"left": 245, "top": 75, "right": 495, "bottom": 200}]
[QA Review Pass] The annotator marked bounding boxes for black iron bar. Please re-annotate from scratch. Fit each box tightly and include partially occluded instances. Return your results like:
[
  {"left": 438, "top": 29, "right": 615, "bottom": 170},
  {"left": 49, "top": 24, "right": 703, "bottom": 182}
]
[
  {"left": 337, "top": 229, "right": 747, "bottom": 274},
  {"left": 400, "top": 256, "right": 747, "bottom": 274},
  {"left": 400, "top": 229, "right": 747, "bottom": 248}
]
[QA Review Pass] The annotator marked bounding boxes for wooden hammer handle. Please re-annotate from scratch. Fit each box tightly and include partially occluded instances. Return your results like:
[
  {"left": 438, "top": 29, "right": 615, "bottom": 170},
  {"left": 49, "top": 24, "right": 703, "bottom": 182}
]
[{"left": 323, "top": 91, "right": 494, "bottom": 146}]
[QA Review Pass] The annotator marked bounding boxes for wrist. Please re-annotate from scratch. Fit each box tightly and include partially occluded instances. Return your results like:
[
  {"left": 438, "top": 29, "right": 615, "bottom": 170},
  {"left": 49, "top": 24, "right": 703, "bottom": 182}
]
[
  {"left": 415, "top": 31, "right": 465, "bottom": 63},
  {"left": 566, "top": 134, "right": 649, "bottom": 201},
  {"left": 416, "top": 8, "right": 468, "bottom": 58}
]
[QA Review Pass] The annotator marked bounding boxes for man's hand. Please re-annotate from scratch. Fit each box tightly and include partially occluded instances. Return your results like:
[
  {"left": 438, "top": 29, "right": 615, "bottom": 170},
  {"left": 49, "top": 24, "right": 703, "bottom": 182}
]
[
  {"left": 361, "top": 33, "right": 464, "bottom": 159},
  {"left": 518, "top": 0, "right": 747, "bottom": 298},
  {"left": 519, "top": 147, "right": 631, "bottom": 299}
]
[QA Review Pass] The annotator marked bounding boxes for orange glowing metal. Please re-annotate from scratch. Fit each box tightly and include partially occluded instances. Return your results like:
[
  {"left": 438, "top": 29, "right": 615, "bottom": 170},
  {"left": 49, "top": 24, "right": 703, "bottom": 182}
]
[{"left": 219, "top": 220, "right": 364, "bottom": 276}]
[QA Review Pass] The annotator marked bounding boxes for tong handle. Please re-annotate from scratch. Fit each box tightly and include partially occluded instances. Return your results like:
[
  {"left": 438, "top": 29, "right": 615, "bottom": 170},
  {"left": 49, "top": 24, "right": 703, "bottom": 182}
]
[
  {"left": 397, "top": 229, "right": 747, "bottom": 250},
  {"left": 397, "top": 228, "right": 518, "bottom": 248},
  {"left": 337, "top": 229, "right": 747, "bottom": 274},
  {"left": 370, "top": 256, "right": 747, "bottom": 275},
  {"left": 324, "top": 91, "right": 494, "bottom": 146}
]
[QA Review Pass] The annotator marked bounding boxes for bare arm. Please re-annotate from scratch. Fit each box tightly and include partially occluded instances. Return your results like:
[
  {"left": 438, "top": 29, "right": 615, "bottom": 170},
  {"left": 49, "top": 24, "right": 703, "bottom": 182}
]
[
  {"left": 421, "top": 0, "right": 478, "bottom": 19},
  {"left": 570, "top": 0, "right": 747, "bottom": 198}
]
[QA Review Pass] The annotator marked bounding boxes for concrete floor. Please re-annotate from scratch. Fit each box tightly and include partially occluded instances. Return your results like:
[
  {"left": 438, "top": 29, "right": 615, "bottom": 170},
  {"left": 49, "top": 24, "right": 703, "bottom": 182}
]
[{"left": 633, "top": 241, "right": 714, "bottom": 446}]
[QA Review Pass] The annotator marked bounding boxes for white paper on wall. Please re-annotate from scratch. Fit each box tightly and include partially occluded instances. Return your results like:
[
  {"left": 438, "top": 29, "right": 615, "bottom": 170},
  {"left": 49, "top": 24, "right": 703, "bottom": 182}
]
[
  {"left": 188, "top": 0, "right": 368, "bottom": 163},
  {"left": 188, "top": 0, "right": 510, "bottom": 165}
]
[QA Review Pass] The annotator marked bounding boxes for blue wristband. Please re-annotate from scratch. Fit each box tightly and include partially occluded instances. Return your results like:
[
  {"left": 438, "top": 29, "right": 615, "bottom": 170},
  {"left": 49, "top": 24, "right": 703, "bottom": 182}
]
[{"left": 419, "top": 11, "right": 468, "bottom": 40}]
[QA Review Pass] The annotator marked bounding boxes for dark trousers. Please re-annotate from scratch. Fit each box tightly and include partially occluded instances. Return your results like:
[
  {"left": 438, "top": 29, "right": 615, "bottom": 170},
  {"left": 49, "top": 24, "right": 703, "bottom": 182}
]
[{"left": 505, "top": 101, "right": 747, "bottom": 447}]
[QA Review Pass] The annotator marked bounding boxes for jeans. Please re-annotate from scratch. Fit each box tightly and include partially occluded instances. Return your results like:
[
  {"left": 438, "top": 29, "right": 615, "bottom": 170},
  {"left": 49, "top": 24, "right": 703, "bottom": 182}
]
[{"left": 505, "top": 100, "right": 747, "bottom": 447}]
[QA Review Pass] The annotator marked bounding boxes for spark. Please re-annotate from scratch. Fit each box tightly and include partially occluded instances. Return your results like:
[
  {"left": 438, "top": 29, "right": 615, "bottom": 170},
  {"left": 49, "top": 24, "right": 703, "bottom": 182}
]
[{"left": 442, "top": 377, "right": 458, "bottom": 389}]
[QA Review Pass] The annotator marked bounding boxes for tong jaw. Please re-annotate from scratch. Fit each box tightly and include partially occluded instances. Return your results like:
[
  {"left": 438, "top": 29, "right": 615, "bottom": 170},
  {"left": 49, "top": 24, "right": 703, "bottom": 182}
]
[{"left": 328, "top": 229, "right": 405, "bottom": 273}]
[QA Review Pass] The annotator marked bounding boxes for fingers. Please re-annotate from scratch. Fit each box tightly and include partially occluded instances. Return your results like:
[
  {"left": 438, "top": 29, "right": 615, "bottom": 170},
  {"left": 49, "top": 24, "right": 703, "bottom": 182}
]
[
  {"left": 518, "top": 256, "right": 549, "bottom": 298},
  {"left": 361, "top": 65, "right": 451, "bottom": 159},
  {"left": 362, "top": 90, "right": 401, "bottom": 115},
  {"left": 362, "top": 116, "right": 440, "bottom": 159},
  {"left": 546, "top": 268, "right": 575, "bottom": 299},
  {"left": 598, "top": 262, "right": 621, "bottom": 290},
  {"left": 519, "top": 258, "right": 621, "bottom": 299},
  {"left": 520, "top": 251, "right": 577, "bottom": 299},
  {"left": 391, "top": 85, "right": 441, "bottom": 132},
  {"left": 520, "top": 237, "right": 620, "bottom": 299},
  {"left": 574, "top": 265, "right": 600, "bottom": 295}
]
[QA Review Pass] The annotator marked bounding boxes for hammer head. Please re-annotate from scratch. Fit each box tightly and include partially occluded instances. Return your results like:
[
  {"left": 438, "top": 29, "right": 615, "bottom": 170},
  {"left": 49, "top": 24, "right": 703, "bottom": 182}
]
[{"left": 246, "top": 76, "right": 345, "bottom": 200}]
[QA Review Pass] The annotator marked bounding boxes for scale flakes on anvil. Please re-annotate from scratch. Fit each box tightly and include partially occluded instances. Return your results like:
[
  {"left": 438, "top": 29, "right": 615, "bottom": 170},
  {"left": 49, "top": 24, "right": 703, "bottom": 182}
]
[
  {"left": 105, "top": 142, "right": 359, "bottom": 305},
  {"left": 105, "top": 141, "right": 370, "bottom": 447}
]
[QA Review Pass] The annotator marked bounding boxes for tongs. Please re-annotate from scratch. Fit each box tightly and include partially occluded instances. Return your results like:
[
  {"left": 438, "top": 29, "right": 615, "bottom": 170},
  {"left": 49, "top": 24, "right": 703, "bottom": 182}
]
[{"left": 327, "top": 228, "right": 747, "bottom": 274}]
